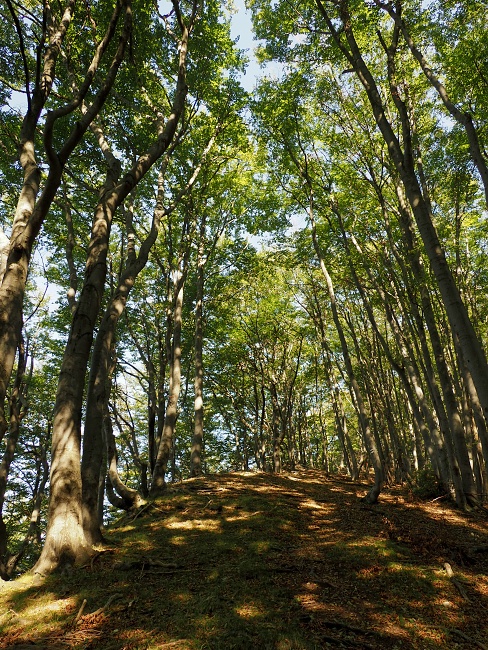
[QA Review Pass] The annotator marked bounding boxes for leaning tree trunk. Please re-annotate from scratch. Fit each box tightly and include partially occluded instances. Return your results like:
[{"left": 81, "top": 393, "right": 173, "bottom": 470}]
[
  {"left": 104, "top": 404, "right": 145, "bottom": 511},
  {"left": 310, "top": 286, "right": 359, "bottom": 479},
  {"left": 0, "top": 0, "right": 130, "bottom": 440},
  {"left": 0, "top": 0, "right": 76, "bottom": 439},
  {"left": 391, "top": 188, "right": 477, "bottom": 504},
  {"left": 82, "top": 158, "right": 176, "bottom": 543},
  {"left": 325, "top": 5, "right": 488, "bottom": 432},
  {"left": 310, "top": 219, "right": 383, "bottom": 502},
  {"left": 374, "top": 0, "right": 488, "bottom": 207},
  {"left": 34, "top": 12, "right": 191, "bottom": 574}
]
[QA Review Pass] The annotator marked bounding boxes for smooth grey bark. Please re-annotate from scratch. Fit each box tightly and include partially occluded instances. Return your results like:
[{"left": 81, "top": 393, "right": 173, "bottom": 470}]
[
  {"left": 456, "top": 340, "right": 488, "bottom": 492},
  {"left": 343, "top": 224, "right": 454, "bottom": 494},
  {"left": 0, "top": 0, "right": 127, "bottom": 439},
  {"left": 316, "top": 0, "right": 488, "bottom": 442},
  {"left": 34, "top": 1, "right": 193, "bottom": 574},
  {"left": 348, "top": 210, "right": 467, "bottom": 503},
  {"left": 310, "top": 218, "right": 383, "bottom": 502},
  {"left": 151, "top": 273, "right": 185, "bottom": 493},
  {"left": 389, "top": 187, "right": 477, "bottom": 504}
]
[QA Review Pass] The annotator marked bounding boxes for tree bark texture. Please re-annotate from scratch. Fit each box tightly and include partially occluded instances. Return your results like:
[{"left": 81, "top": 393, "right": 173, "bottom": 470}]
[
  {"left": 35, "top": 3, "right": 192, "bottom": 573},
  {"left": 151, "top": 275, "right": 185, "bottom": 493}
]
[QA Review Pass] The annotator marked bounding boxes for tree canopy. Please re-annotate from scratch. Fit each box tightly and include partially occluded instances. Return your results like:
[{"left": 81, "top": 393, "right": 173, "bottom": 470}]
[{"left": 1, "top": 0, "right": 488, "bottom": 577}]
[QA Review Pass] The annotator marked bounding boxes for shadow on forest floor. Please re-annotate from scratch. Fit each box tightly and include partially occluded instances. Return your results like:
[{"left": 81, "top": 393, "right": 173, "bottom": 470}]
[{"left": 1, "top": 470, "right": 488, "bottom": 649}]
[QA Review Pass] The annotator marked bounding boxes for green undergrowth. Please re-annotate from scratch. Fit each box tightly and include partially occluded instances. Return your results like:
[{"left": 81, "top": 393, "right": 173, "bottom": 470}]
[{"left": 1, "top": 470, "right": 487, "bottom": 649}]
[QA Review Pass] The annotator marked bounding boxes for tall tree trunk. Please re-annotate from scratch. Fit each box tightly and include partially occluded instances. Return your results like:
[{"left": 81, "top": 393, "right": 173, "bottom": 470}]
[
  {"left": 310, "top": 219, "right": 383, "bottom": 502},
  {"left": 0, "top": 339, "right": 27, "bottom": 579},
  {"left": 0, "top": 0, "right": 76, "bottom": 437},
  {"left": 270, "top": 382, "right": 284, "bottom": 473},
  {"left": 82, "top": 157, "right": 179, "bottom": 541},
  {"left": 375, "top": 0, "right": 488, "bottom": 206},
  {"left": 34, "top": 11, "right": 191, "bottom": 573},
  {"left": 390, "top": 182, "right": 477, "bottom": 504},
  {"left": 151, "top": 274, "right": 185, "bottom": 494},
  {"left": 0, "top": 0, "right": 130, "bottom": 439},
  {"left": 317, "top": 1, "right": 488, "bottom": 433},
  {"left": 34, "top": 192, "right": 120, "bottom": 574},
  {"left": 191, "top": 221, "right": 206, "bottom": 477}
]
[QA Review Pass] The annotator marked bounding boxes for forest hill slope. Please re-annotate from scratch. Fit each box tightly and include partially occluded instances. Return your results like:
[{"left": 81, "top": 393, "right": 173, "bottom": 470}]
[{"left": 1, "top": 470, "right": 488, "bottom": 649}]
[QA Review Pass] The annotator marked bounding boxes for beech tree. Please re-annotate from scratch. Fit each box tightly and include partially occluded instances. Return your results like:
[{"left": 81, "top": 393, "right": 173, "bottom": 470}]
[{"left": 2, "top": 0, "right": 488, "bottom": 580}]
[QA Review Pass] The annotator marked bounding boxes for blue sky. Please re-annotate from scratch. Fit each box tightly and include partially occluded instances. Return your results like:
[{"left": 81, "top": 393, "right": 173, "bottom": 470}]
[{"left": 229, "top": 0, "right": 262, "bottom": 91}]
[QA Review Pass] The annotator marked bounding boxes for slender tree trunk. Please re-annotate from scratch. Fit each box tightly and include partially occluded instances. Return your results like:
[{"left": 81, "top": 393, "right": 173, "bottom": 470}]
[
  {"left": 191, "top": 223, "right": 206, "bottom": 477},
  {"left": 0, "top": 0, "right": 130, "bottom": 440},
  {"left": 104, "top": 404, "right": 145, "bottom": 510},
  {"left": 151, "top": 274, "right": 185, "bottom": 493},
  {"left": 375, "top": 0, "right": 488, "bottom": 206},
  {"left": 310, "top": 220, "right": 383, "bottom": 502},
  {"left": 0, "top": 0, "right": 77, "bottom": 437},
  {"left": 390, "top": 185, "right": 477, "bottom": 503},
  {"left": 317, "top": 2, "right": 488, "bottom": 433},
  {"left": 308, "top": 283, "right": 359, "bottom": 479},
  {"left": 82, "top": 160, "right": 174, "bottom": 541},
  {"left": 270, "top": 382, "right": 284, "bottom": 473},
  {"left": 34, "top": 14, "right": 191, "bottom": 573},
  {"left": 0, "top": 340, "right": 27, "bottom": 579}
]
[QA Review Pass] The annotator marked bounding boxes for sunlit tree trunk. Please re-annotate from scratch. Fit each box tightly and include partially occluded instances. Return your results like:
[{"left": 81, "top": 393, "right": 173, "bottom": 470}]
[
  {"left": 316, "top": 1, "right": 488, "bottom": 441},
  {"left": 310, "top": 220, "right": 383, "bottom": 502},
  {"left": 0, "top": 0, "right": 76, "bottom": 438},
  {"left": 0, "top": 0, "right": 129, "bottom": 441},
  {"left": 191, "top": 220, "right": 206, "bottom": 477},
  {"left": 151, "top": 273, "right": 185, "bottom": 493}
]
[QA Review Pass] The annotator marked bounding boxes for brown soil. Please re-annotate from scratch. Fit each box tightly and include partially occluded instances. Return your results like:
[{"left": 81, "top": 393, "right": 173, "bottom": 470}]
[{"left": 1, "top": 470, "right": 487, "bottom": 649}]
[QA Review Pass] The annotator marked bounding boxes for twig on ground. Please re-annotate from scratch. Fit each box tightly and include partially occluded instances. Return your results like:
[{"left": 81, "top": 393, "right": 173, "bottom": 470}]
[
  {"left": 130, "top": 502, "right": 153, "bottom": 521},
  {"left": 450, "top": 628, "right": 488, "bottom": 650},
  {"left": 74, "top": 598, "right": 87, "bottom": 624},
  {"left": 444, "top": 562, "right": 470, "bottom": 601},
  {"left": 90, "top": 592, "right": 123, "bottom": 617}
]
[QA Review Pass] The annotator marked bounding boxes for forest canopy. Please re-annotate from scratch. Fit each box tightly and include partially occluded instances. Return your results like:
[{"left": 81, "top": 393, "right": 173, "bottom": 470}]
[{"left": 0, "top": 0, "right": 487, "bottom": 577}]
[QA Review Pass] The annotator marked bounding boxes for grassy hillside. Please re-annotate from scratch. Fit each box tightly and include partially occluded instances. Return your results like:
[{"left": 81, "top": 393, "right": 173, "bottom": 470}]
[{"left": 1, "top": 470, "right": 487, "bottom": 649}]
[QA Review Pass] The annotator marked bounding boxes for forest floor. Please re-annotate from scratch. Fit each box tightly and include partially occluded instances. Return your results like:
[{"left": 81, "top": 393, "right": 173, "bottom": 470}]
[{"left": 1, "top": 470, "right": 488, "bottom": 649}]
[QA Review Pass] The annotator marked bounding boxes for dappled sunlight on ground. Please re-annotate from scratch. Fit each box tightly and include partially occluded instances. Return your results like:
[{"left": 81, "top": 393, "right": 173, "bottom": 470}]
[
  {"left": 234, "top": 601, "right": 266, "bottom": 619},
  {"left": 1, "top": 470, "right": 488, "bottom": 649},
  {"left": 165, "top": 517, "right": 222, "bottom": 531}
]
